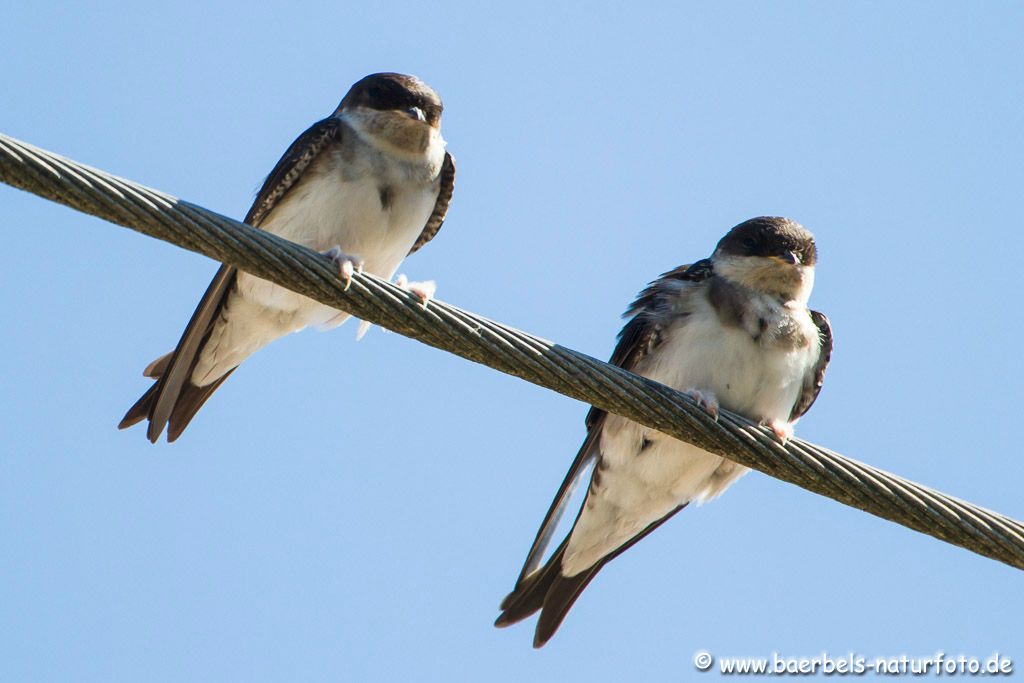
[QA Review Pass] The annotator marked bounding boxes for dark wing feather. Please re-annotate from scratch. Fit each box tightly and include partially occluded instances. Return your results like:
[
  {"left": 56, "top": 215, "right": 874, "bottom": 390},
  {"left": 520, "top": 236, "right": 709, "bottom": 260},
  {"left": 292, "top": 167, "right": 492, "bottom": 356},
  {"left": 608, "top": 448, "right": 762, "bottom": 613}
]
[
  {"left": 120, "top": 117, "right": 343, "bottom": 442},
  {"left": 789, "top": 309, "right": 833, "bottom": 421},
  {"left": 592, "top": 259, "right": 714, "bottom": 424},
  {"left": 245, "top": 117, "right": 343, "bottom": 227},
  {"left": 502, "top": 260, "right": 713, "bottom": 599},
  {"left": 509, "top": 420, "right": 603, "bottom": 588},
  {"left": 408, "top": 152, "right": 455, "bottom": 255}
]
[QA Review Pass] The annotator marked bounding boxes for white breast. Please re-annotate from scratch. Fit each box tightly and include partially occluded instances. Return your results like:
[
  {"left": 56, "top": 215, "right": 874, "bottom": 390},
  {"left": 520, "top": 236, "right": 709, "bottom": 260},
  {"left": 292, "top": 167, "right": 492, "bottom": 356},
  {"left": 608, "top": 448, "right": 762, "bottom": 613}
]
[
  {"left": 237, "top": 140, "right": 440, "bottom": 322},
  {"left": 644, "top": 295, "right": 818, "bottom": 422},
  {"left": 190, "top": 125, "right": 443, "bottom": 384}
]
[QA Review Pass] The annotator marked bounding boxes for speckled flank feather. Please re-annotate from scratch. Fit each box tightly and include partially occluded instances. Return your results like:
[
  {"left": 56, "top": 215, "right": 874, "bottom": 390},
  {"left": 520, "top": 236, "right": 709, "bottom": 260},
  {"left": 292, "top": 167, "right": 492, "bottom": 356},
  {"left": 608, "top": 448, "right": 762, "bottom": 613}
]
[
  {"left": 790, "top": 309, "right": 832, "bottom": 421},
  {"left": 409, "top": 152, "right": 455, "bottom": 255}
]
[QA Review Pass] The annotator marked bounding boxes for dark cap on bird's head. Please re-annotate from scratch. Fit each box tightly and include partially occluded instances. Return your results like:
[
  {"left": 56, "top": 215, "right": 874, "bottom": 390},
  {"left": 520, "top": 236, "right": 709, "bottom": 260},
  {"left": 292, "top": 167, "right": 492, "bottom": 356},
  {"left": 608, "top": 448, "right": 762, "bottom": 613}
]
[
  {"left": 715, "top": 216, "right": 817, "bottom": 267},
  {"left": 712, "top": 216, "right": 818, "bottom": 301},
  {"left": 338, "top": 72, "right": 443, "bottom": 128}
]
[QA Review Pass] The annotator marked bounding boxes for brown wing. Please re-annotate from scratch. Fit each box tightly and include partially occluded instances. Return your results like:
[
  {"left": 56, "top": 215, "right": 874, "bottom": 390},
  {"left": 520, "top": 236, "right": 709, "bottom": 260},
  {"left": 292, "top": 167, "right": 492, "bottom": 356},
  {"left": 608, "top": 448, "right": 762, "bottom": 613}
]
[
  {"left": 407, "top": 152, "right": 455, "bottom": 255},
  {"left": 119, "top": 117, "right": 343, "bottom": 442},
  {"left": 506, "top": 259, "right": 714, "bottom": 588},
  {"left": 592, "top": 258, "right": 714, "bottom": 422},
  {"left": 789, "top": 309, "right": 833, "bottom": 421},
  {"left": 245, "top": 117, "right": 343, "bottom": 227}
]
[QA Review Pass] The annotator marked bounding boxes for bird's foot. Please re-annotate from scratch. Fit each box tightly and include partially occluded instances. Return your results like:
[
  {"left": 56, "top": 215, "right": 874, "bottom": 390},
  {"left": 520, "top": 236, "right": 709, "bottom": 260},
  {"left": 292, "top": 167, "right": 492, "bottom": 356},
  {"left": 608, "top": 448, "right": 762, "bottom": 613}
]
[
  {"left": 684, "top": 388, "right": 719, "bottom": 420},
  {"left": 394, "top": 273, "right": 436, "bottom": 308},
  {"left": 763, "top": 419, "right": 794, "bottom": 444},
  {"left": 321, "top": 246, "right": 364, "bottom": 291}
]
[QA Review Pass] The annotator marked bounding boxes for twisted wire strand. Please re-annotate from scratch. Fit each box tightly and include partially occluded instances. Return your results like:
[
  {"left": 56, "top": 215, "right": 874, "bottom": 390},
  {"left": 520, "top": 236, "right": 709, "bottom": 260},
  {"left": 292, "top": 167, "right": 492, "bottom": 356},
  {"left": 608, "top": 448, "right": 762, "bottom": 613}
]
[{"left": 2, "top": 131, "right": 1023, "bottom": 569}]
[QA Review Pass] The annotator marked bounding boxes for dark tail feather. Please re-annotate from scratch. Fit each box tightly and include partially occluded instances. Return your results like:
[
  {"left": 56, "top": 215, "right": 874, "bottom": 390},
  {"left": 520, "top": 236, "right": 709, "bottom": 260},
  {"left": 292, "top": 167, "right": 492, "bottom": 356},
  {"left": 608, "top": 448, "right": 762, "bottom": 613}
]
[
  {"left": 165, "top": 370, "right": 234, "bottom": 442},
  {"left": 496, "top": 503, "right": 688, "bottom": 647},
  {"left": 496, "top": 539, "right": 570, "bottom": 626},
  {"left": 119, "top": 264, "right": 237, "bottom": 443},
  {"left": 533, "top": 562, "right": 604, "bottom": 648},
  {"left": 495, "top": 540, "right": 605, "bottom": 648},
  {"left": 118, "top": 358, "right": 235, "bottom": 443},
  {"left": 118, "top": 383, "right": 159, "bottom": 430}
]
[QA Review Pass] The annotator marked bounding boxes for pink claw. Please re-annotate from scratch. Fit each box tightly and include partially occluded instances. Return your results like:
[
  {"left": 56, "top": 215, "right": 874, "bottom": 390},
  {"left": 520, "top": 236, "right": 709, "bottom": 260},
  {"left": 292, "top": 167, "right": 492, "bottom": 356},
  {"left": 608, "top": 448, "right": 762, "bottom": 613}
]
[
  {"left": 685, "top": 388, "right": 720, "bottom": 420},
  {"left": 394, "top": 273, "right": 437, "bottom": 308},
  {"left": 765, "top": 419, "right": 794, "bottom": 444},
  {"left": 322, "top": 246, "right": 364, "bottom": 291}
]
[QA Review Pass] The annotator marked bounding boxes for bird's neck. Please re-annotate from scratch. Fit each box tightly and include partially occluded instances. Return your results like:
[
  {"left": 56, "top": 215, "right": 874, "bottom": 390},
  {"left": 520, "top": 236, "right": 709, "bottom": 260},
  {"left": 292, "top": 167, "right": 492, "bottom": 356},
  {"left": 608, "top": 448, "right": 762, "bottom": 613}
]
[
  {"left": 713, "top": 256, "right": 814, "bottom": 306},
  {"left": 339, "top": 107, "right": 445, "bottom": 167}
]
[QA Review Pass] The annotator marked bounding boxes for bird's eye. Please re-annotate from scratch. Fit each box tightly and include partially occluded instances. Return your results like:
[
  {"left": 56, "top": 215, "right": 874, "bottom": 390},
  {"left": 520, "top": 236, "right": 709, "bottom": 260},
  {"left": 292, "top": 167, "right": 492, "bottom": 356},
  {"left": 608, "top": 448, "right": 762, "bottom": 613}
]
[
  {"left": 367, "top": 86, "right": 385, "bottom": 100},
  {"left": 741, "top": 237, "right": 756, "bottom": 252}
]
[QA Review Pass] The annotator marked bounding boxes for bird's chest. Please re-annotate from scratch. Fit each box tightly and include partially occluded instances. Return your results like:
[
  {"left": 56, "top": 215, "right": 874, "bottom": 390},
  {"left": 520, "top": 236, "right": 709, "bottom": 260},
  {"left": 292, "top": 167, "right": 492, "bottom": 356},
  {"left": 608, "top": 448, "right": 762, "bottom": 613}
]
[
  {"left": 262, "top": 146, "right": 439, "bottom": 276},
  {"left": 640, "top": 297, "right": 819, "bottom": 422}
]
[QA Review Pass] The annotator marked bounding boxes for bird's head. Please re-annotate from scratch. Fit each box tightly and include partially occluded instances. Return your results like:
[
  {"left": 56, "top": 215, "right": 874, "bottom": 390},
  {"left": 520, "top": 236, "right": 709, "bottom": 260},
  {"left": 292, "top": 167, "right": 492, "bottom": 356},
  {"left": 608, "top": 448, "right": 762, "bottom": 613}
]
[
  {"left": 337, "top": 73, "right": 444, "bottom": 155},
  {"left": 712, "top": 217, "right": 817, "bottom": 303}
]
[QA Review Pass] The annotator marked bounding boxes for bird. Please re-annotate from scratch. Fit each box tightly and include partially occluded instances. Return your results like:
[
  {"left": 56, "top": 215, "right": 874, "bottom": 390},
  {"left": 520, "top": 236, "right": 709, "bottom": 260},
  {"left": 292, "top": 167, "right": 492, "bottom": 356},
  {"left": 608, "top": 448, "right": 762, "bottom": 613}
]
[
  {"left": 495, "top": 217, "right": 833, "bottom": 647},
  {"left": 119, "top": 73, "right": 455, "bottom": 443}
]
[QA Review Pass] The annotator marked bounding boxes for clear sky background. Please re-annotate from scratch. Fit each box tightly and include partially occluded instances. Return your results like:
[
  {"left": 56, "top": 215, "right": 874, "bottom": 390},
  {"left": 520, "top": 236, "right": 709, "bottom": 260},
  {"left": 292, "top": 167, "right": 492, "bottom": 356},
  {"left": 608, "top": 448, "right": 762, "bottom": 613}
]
[{"left": 2, "top": 2, "right": 1022, "bottom": 680}]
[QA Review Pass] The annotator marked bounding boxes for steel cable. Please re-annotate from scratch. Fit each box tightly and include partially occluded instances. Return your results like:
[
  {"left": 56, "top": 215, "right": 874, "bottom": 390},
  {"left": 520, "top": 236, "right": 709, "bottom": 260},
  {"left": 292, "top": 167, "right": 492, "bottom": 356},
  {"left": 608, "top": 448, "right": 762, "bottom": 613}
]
[{"left": 2, "top": 132, "right": 1022, "bottom": 569}]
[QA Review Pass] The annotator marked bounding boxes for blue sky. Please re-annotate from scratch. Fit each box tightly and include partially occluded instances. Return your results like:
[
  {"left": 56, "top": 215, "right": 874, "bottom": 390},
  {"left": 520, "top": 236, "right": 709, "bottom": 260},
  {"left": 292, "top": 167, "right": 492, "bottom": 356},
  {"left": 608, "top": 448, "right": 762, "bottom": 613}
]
[{"left": 2, "top": 2, "right": 1022, "bottom": 680}]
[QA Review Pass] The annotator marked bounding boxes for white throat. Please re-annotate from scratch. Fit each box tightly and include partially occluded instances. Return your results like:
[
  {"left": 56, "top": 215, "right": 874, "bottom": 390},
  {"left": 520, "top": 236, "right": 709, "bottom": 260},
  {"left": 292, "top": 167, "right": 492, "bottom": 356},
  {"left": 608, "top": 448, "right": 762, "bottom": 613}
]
[
  {"left": 339, "top": 107, "right": 446, "bottom": 167},
  {"left": 713, "top": 252, "right": 815, "bottom": 305}
]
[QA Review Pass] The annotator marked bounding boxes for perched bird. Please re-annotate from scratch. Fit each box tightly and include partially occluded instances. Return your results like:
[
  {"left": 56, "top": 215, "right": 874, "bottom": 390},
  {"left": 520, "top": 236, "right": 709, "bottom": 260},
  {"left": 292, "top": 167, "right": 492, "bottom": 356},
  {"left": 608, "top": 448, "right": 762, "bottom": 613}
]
[
  {"left": 495, "top": 217, "right": 832, "bottom": 647},
  {"left": 119, "top": 73, "right": 455, "bottom": 442}
]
